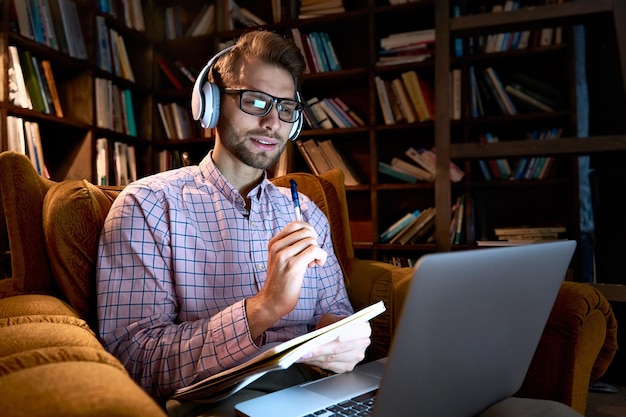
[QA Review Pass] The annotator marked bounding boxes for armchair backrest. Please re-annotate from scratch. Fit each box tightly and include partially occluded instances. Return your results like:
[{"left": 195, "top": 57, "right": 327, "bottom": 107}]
[{"left": 0, "top": 151, "right": 354, "bottom": 327}]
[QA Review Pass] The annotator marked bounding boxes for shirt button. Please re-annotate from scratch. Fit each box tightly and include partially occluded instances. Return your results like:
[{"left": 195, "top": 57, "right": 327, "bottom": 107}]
[{"left": 256, "top": 264, "right": 264, "bottom": 271}]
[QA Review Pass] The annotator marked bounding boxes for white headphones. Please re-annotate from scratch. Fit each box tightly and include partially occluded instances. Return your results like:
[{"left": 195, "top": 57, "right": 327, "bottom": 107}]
[{"left": 191, "top": 46, "right": 303, "bottom": 140}]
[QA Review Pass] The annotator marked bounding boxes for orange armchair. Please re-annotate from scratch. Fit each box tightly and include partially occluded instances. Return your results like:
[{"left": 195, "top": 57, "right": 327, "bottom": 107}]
[{"left": 0, "top": 150, "right": 618, "bottom": 415}]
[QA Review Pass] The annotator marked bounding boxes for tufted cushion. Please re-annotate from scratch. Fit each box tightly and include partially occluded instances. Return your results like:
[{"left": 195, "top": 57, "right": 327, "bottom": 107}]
[
  {"left": 42, "top": 180, "right": 122, "bottom": 327},
  {"left": 0, "top": 294, "right": 78, "bottom": 318},
  {"left": 0, "top": 361, "right": 167, "bottom": 416}
]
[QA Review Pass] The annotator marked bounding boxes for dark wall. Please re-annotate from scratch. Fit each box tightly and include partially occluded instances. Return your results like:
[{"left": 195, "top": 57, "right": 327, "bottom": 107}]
[{"left": 587, "top": 17, "right": 626, "bottom": 284}]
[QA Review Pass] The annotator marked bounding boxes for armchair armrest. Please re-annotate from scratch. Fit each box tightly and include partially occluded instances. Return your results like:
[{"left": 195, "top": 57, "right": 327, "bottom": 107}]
[
  {"left": 346, "top": 258, "right": 414, "bottom": 360},
  {"left": 516, "top": 281, "right": 618, "bottom": 413}
]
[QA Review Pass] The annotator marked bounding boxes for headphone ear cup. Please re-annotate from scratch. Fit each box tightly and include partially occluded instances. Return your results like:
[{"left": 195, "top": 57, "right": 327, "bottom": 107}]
[
  {"left": 289, "top": 91, "right": 303, "bottom": 140},
  {"left": 289, "top": 113, "right": 302, "bottom": 140},
  {"left": 191, "top": 46, "right": 235, "bottom": 128},
  {"left": 201, "top": 82, "right": 221, "bottom": 128}
]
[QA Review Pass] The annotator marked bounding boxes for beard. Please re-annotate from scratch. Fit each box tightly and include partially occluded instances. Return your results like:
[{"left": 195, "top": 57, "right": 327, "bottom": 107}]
[{"left": 218, "top": 121, "right": 286, "bottom": 170}]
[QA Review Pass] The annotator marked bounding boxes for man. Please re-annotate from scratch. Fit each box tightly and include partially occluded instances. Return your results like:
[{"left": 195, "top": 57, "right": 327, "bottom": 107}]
[
  {"left": 97, "top": 30, "right": 582, "bottom": 417},
  {"left": 96, "top": 29, "right": 370, "bottom": 413}
]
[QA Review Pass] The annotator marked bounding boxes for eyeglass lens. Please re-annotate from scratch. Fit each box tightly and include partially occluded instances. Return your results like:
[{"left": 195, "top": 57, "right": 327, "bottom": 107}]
[{"left": 239, "top": 91, "right": 301, "bottom": 123}]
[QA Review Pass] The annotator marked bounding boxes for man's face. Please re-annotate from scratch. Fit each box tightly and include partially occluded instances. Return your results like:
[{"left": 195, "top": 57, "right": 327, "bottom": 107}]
[{"left": 217, "top": 57, "right": 297, "bottom": 170}]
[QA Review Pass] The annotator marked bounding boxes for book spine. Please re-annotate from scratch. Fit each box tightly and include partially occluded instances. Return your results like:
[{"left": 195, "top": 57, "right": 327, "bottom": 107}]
[
  {"left": 374, "top": 76, "right": 395, "bottom": 125},
  {"left": 484, "top": 67, "right": 517, "bottom": 115},
  {"left": 306, "top": 97, "right": 333, "bottom": 129},
  {"left": 377, "top": 161, "right": 417, "bottom": 184}
]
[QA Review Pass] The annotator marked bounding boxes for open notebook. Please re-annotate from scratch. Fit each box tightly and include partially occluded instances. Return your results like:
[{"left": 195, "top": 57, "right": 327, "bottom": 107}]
[{"left": 235, "top": 240, "right": 577, "bottom": 417}]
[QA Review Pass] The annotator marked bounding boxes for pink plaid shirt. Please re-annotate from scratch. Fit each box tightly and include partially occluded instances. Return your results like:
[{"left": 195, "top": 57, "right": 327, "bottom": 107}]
[{"left": 96, "top": 152, "right": 352, "bottom": 398}]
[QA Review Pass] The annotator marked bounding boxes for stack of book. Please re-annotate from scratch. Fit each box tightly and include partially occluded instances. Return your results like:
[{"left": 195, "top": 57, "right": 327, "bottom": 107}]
[
  {"left": 303, "top": 96, "right": 365, "bottom": 129},
  {"left": 6, "top": 116, "right": 49, "bottom": 179},
  {"left": 380, "top": 207, "right": 436, "bottom": 245},
  {"left": 157, "top": 102, "right": 195, "bottom": 140},
  {"left": 374, "top": 71, "right": 435, "bottom": 125},
  {"left": 95, "top": 78, "right": 138, "bottom": 136},
  {"left": 296, "top": 139, "right": 361, "bottom": 186},
  {"left": 504, "top": 72, "right": 564, "bottom": 113},
  {"left": 290, "top": 28, "right": 341, "bottom": 74},
  {"left": 8, "top": 45, "right": 64, "bottom": 117},
  {"left": 477, "top": 127, "right": 562, "bottom": 181},
  {"left": 164, "top": 4, "right": 215, "bottom": 39},
  {"left": 95, "top": 16, "right": 135, "bottom": 82},
  {"left": 11, "top": 0, "right": 88, "bottom": 59},
  {"left": 377, "top": 28, "right": 435, "bottom": 66},
  {"left": 478, "top": 225, "right": 567, "bottom": 246}
]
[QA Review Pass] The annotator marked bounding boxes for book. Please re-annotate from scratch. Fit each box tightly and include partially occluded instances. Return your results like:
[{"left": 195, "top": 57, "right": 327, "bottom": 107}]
[
  {"left": 400, "top": 70, "right": 434, "bottom": 122},
  {"left": 374, "top": 76, "right": 394, "bottom": 125},
  {"left": 170, "top": 300, "right": 386, "bottom": 403},
  {"left": 59, "top": 0, "right": 87, "bottom": 59},
  {"left": 122, "top": 89, "right": 137, "bottom": 137},
  {"left": 40, "top": 60, "right": 63, "bottom": 117},
  {"left": 185, "top": 4, "right": 215, "bottom": 37},
  {"left": 408, "top": 209, "right": 436, "bottom": 244},
  {"left": 319, "top": 32, "right": 341, "bottom": 71},
  {"left": 405, "top": 147, "right": 435, "bottom": 175},
  {"left": 290, "top": 27, "right": 311, "bottom": 74},
  {"left": 482, "top": 133, "right": 512, "bottom": 179},
  {"left": 317, "top": 139, "right": 360, "bottom": 186},
  {"left": 379, "top": 209, "right": 421, "bottom": 243},
  {"left": 390, "top": 78, "right": 417, "bottom": 123},
  {"left": 450, "top": 69, "right": 462, "bottom": 120},
  {"left": 331, "top": 97, "right": 365, "bottom": 127},
  {"left": 6, "top": 116, "right": 26, "bottom": 154},
  {"left": 390, "top": 207, "right": 435, "bottom": 245},
  {"left": 297, "top": 139, "right": 333, "bottom": 175},
  {"left": 377, "top": 161, "right": 417, "bottom": 184},
  {"left": 319, "top": 98, "right": 353, "bottom": 128},
  {"left": 19, "top": 50, "right": 47, "bottom": 113},
  {"left": 13, "top": 0, "right": 34, "bottom": 40},
  {"left": 95, "top": 15, "right": 112, "bottom": 72},
  {"left": 483, "top": 67, "right": 517, "bottom": 115},
  {"left": 96, "top": 137, "right": 109, "bottom": 185},
  {"left": 7, "top": 46, "right": 32, "bottom": 109},
  {"left": 390, "top": 157, "right": 434, "bottom": 182},
  {"left": 493, "top": 226, "right": 566, "bottom": 237},
  {"left": 505, "top": 83, "right": 555, "bottom": 112},
  {"left": 387, "top": 79, "right": 407, "bottom": 124},
  {"left": 379, "top": 29, "right": 435, "bottom": 51},
  {"left": 157, "top": 57, "right": 184, "bottom": 89},
  {"left": 113, "top": 141, "right": 129, "bottom": 185},
  {"left": 157, "top": 102, "right": 174, "bottom": 140},
  {"left": 305, "top": 97, "right": 333, "bottom": 129},
  {"left": 453, "top": 194, "right": 465, "bottom": 244}
]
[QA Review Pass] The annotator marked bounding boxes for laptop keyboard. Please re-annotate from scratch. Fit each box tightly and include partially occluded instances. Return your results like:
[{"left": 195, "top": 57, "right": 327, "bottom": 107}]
[{"left": 303, "top": 390, "right": 377, "bottom": 416}]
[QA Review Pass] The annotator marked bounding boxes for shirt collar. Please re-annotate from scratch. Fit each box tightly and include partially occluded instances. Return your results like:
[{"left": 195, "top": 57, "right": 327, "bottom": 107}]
[{"left": 198, "top": 150, "right": 273, "bottom": 205}]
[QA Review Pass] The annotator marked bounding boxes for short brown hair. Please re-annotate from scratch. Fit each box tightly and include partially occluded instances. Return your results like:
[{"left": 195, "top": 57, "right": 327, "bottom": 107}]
[{"left": 211, "top": 30, "right": 306, "bottom": 91}]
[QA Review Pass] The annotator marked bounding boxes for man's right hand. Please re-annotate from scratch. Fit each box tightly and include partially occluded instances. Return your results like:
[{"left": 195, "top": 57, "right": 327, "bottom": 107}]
[{"left": 246, "top": 221, "right": 328, "bottom": 342}]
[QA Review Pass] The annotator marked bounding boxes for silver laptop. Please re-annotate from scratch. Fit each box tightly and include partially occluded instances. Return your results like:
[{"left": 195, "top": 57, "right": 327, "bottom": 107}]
[{"left": 235, "top": 240, "right": 577, "bottom": 417}]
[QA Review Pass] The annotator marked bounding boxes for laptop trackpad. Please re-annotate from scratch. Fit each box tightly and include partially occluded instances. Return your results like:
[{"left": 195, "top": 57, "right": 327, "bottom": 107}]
[{"left": 302, "top": 371, "right": 380, "bottom": 399}]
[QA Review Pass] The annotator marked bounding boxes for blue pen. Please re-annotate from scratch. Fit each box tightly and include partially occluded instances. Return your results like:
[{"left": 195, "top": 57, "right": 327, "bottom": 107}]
[{"left": 289, "top": 179, "right": 302, "bottom": 221}]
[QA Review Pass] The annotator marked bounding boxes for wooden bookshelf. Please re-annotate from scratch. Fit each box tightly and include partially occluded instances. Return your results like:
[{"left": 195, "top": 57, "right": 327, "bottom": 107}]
[
  {"left": 125, "top": 1, "right": 626, "bottom": 280},
  {"left": 0, "top": 1, "right": 622, "bottom": 286},
  {"left": 0, "top": 0, "right": 155, "bottom": 184}
]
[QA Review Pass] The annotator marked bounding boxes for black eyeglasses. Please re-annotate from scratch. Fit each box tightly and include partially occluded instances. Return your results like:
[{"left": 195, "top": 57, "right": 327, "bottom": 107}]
[{"left": 222, "top": 88, "right": 303, "bottom": 123}]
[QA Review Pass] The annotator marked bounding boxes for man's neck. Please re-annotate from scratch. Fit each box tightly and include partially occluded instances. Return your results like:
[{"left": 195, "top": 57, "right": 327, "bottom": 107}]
[{"left": 210, "top": 148, "right": 264, "bottom": 199}]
